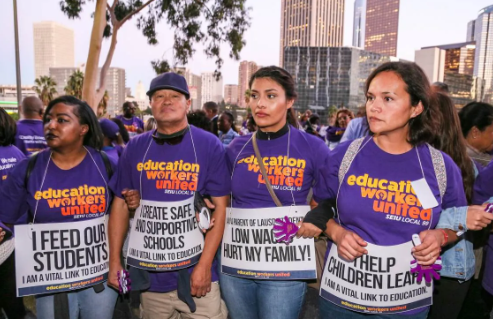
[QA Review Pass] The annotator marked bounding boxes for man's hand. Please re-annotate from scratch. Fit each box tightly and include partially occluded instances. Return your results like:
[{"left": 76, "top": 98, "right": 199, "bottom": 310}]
[
  {"left": 190, "top": 263, "right": 211, "bottom": 297},
  {"left": 122, "top": 189, "right": 140, "bottom": 211}
]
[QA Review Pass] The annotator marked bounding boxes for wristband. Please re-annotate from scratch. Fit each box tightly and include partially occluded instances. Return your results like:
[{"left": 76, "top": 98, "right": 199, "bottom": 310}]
[
  {"left": 303, "top": 198, "right": 336, "bottom": 232},
  {"left": 439, "top": 229, "right": 448, "bottom": 247}
]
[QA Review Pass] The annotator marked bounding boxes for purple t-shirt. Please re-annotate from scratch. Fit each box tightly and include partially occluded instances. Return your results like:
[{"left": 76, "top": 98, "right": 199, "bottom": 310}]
[
  {"left": 102, "top": 146, "right": 120, "bottom": 164},
  {"left": 116, "top": 115, "right": 144, "bottom": 138},
  {"left": 473, "top": 162, "right": 493, "bottom": 294},
  {"left": 0, "top": 147, "right": 116, "bottom": 225},
  {"left": 322, "top": 138, "right": 466, "bottom": 314},
  {"left": 14, "top": 119, "right": 47, "bottom": 156},
  {"left": 109, "top": 126, "right": 231, "bottom": 292},
  {"left": 0, "top": 145, "right": 25, "bottom": 189},
  {"left": 227, "top": 127, "right": 330, "bottom": 208}
]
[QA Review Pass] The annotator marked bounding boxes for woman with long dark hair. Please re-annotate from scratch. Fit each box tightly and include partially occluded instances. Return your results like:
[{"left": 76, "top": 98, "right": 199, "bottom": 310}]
[
  {"left": 313, "top": 62, "right": 467, "bottom": 318},
  {"left": 220, "top": 66, "right": 330, "bottom": 319},
  {"left": 0, "top": 96, "right": 118, "bottom": 318}
]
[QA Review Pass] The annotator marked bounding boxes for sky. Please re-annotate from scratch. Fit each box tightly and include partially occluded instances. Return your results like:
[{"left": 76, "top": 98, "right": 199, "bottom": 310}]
[{"left": 0, "top": 0, "right": 492, "bottom": 95}]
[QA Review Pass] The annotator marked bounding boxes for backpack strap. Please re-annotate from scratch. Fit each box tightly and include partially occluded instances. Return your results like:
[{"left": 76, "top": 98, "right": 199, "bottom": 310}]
[
  {"left": 338, "top": 137, "right": 365, "bottom": 185},
  {"left": 24, "top": 153, "right": 39, "bottom": 187},
  {"left": 427, "top": 144, "right": 447, "bottom": 201},
  {"left": 99, "top": 150, "right": 113, "bottom": 180}
]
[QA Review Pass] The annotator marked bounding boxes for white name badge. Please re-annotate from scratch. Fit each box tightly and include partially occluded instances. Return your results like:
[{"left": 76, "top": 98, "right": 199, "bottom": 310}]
[
  {"left": 320, "top": 241, "right": 432, "bottom": 314},
  {"left": 410, "top": 178, "right": 439, "bottom": 209},
  {"left": 15, "top": 216, "right": 109, "bottom": 297},
  {"left": 126, "top": 196, "right": 204, "bottom": 271},
  {"left": 221, "top": 205, "right": 316, "bottom": 280}
]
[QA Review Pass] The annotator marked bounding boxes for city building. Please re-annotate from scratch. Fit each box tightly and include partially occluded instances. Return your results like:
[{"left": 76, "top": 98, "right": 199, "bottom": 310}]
[
  {"left": 238, "top": 61, "right": 259, "bottom": 107},
  {"left": 125, "top": 87, "right": 132, "bottom": 97},
  {"left": 174, "top": 67, "right": 202, "bottom": 110},
  {"left": 224, "top": 85, "right": 239, "bottom": 105},
  {"left": 135, "top": 81, "right": 146, "bottom": 100},
  {"left": 415, "top": 42, "right": 483, "bottom": 107},
  {"left": 279, "top": 0, "right": 345, "bottom": 66},
  {"left": 472, "top": 5, "right": 493, "bottom": 102},
  {"left": 352, "top": 0, "right": 366, "bottom": 48},
  {"left": 283, "top": 46, "right": 394, "bottom": 120},
  {"left": 467, "top": 19, "right": 476, "bottom": 42},
  {"left": 49, "top": 66, "right": 126, "bottom": 116},
  {"left": 33, "top": 21, "right": 75, "bottom": 78},
  {"left": 201, "top": 72, "right": 223, "bottom": 106},
  {"left": 365, "top": 0, "right": 400, "bottom": 56},
  {"left": 0, "top": 85, "right": 38, "bottom": 113}
]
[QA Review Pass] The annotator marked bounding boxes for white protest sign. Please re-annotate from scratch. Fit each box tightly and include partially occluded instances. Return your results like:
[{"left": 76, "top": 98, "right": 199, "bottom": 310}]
[
  {"left": 221, "top": 205, "right": 316, "bottom": 280},
  {"left": 126, "top": 196, "right": 204, "bottom": 271},
  {"left": 320, "top": 241, "right": 432, "bottom": 314},
  {"left": 15, "top": 216, "right": 109, "bottom": 297}
]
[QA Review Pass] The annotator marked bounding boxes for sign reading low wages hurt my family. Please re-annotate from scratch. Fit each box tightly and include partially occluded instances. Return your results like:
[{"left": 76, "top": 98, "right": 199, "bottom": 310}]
[
  {"left": 221, "top": 206, "right": 316, "bottom": 280},
  {"left": 15, "top": 217, "right": 109, "bottom": 297},
  {"left": 320, "top": 242, "right": 432, "bottom": 314},
  {"left": 126, "top": 196, "right": 204, "bottom": 271}
]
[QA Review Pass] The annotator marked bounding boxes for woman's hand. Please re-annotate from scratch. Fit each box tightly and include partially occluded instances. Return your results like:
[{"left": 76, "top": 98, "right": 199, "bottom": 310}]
[
  {"left": 327, "top": 221, "right": 367, "bottom": 261},
  {"left": 466, "top": 204, "right": 493, "bottom": 230},
  {"left": 297, "top": 222, "right": 322, "bottom": 238},
  {"left": 412, "top": 230, "right": 444, "bottom": 265},
  {"left": 122, "top": 189, "right": 140, "bottom": 211}
]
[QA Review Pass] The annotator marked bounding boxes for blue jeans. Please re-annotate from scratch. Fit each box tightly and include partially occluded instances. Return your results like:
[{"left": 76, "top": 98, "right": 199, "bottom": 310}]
[
  {"left": 219, "top": 273, "right": 306, "bottom": 319},
  {"left": 319, "top": 297, "right": 429, "bottom": 319},
  {"left": 36, "top": 282, "right": 117, "bottom": 319}
]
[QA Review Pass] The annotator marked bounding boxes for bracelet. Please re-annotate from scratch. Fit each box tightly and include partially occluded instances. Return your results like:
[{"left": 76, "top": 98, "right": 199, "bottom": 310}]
[{"left": 439, "top": 229, "right": 449, "bottom": 247}]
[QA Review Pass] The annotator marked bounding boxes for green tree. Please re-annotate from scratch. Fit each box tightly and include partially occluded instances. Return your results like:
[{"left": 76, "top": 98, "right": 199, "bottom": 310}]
[
  {"left": 328, "top": 105, "right": 338, "bottom": 117},
  {"left": 34, "top": 76, "right": 57, "bottom": 106},
  {"left": 60, "top": 0, "right": 251, "bottom": 112},
  {"left": 64, "top": 70, "right": 85, "bottom": 99}
]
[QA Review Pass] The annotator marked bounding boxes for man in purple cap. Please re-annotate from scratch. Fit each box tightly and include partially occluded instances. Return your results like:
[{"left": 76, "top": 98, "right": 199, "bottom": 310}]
[{"left": 108, "top": 72, "right": 230, "bottom": 318}]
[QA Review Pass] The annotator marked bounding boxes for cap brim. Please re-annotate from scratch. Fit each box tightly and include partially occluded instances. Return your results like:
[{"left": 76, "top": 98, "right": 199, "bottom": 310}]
[{"left": 146, "top": 85, "right": 190, "bottom": 98}]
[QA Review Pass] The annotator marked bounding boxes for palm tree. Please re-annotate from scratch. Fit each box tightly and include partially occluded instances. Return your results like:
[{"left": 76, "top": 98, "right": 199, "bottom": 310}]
[
  {"left": 97, "top": 90, "right": 110, "bottom": 117},
  {"left": 34, "top": 76, "right": 57, "bottom": 106},
  {"left": 64, "top": 70, "right": 85, "bottom": 99}
]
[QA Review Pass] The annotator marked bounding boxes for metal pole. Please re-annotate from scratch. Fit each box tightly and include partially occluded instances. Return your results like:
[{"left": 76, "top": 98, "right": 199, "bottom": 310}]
[{"left": 13, "top": 0, "right": 22, "bottom": 114}]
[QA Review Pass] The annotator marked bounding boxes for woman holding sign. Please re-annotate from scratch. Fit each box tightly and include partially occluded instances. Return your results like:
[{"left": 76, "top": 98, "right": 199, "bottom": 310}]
[
  {"left": 220, "top": 66, "right": 331, "bottom": 319},
  {"left": 314, "top": 62, "right": 466, "bottom": 318},
  {"left": 0, "top": 96, "right": 118, "bottom": 319}
]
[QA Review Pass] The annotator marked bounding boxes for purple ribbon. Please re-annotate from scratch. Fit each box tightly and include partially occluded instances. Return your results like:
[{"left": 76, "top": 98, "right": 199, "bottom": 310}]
[
  {"left": 273, "top": 216, "right": 299, "bottom": 244},
  {"left": 410, "top": 257, "right": 442, "bottom": 284}
]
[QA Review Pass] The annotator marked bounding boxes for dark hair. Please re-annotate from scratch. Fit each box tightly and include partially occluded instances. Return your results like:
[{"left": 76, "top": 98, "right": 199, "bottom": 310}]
[
  {"left": 203, "top": 101, "right": 218, "bottom": 113},
  {"left": 220, "top": 111, "right": 238, "bottom": 132},
  {"left": 111, "top": 118, "right": 130, "bottom": 143},
  {"left": 44, "top": 96, "right": 104, "bottom": 150},
  {"left": 458, "top": 102, "right": 493, "bottom": 137},
  {"left": 122, "top": 101, "right": 134, "bottom": 110},
  {"left": 429, "top": 92, "right": 475, "bottom": 203},
  {"left": 249, "top": 66, "right": 299, "bottom": 128},
  {"left": 187, "top": 110, "right": 211, "bottom": 132},
  {"left": 0, "top": 108, "right": 16, "bottom": 146},
  {"left": 432, "top": 82, "right": 449, "bottom": 93},
  {"left": 365, "top": 62, "right": 434, "bottom": 145}
]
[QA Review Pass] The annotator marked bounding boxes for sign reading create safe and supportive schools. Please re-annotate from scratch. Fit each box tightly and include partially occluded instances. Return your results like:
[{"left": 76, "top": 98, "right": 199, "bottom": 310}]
[
  {"left": 221, "top": 206, "right": 316, "bottom": 280},
  {"left": 15, "top": 217, "right": 109, "bottom": 297},
  {"left": 126, "top": 196, "right": 204, "bottom": 271},
  {"left": 320, "top": 242, "right": 432, "bottom": 314}
]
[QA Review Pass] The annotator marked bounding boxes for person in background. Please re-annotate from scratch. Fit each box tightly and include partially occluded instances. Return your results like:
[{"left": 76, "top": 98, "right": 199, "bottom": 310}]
[
  {"left": 203, "top": 101, "right": 219, "bottom": 136},
  {"left": 218, "top": 111, "right": 240, "bottom": 146},
  {"left": 100, "top": 118, "right": 122, "bottom": 163},
  {"left": 14, "top": 96, "right": 48, "bottom": 156},
  {"left": 246, "top": 116, "right": 257, "bottom": 133},
  {"left": 459, "top": 102, "right": 493, "bottom": 169},
  {"left": 300, "top": 109, "right": 313, "bottom": 129},
  {"left": 145, "top": 117, "right": 157, "bottom": 132},
  {"left": 112, "top": 117, "right": 130, "bottom": 144},
  {"left": 326, "top": 109, "right": 354, "bottom": 150},
  {"left": 187, "top": 110, "right": 212, "bottom": 133},
  {"left": 339, "top": 114, "right": 368, "bottom": 143},
  {"left": 116, "top": 101, "right": 144, "bottom": 138},
  {"left": 432, "top": 81, "right": 450, "bottom": 93},
  {"left": 0, "top": 107, "right": 30, "bottom": 319},
  {"left": 304, "top": 114, "right": 324, "bottom": 140}
]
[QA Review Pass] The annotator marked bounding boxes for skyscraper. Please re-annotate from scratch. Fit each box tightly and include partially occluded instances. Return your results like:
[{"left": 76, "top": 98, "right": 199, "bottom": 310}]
[
  {"left": 364, "top": 0, "right": 400, "bottom": 56},
  {"left": 224, "top": 85, "right": 239, "bottom": 105},
  {"left": 238, "top": 61, "right": 259, "bottom": 108},
  {"left": 467, "top": 20, "right": 476, "bottom": 42},
  {"left": 473, "top": 5, "right": 493, "bottom": 102},
  {"left": 279, "top": 0, "right": 345, "bottom": 66},
  {"left": 201, "top": 73, "right": 223, "bottom": 106},
  {"left": 33, "top": 21, "right": 75, "bottom": 78},
  {"left": 174, "top": 67, "right": 202, "bottom": 110},
  {"left": 352, "top": 0, "right": 366, "bottom": 48}
]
